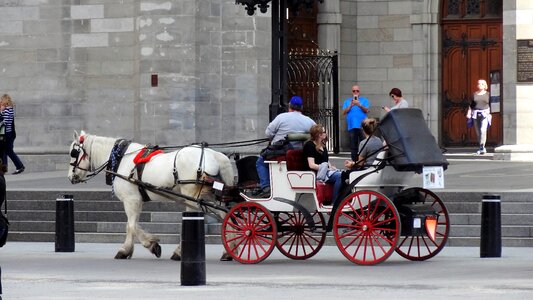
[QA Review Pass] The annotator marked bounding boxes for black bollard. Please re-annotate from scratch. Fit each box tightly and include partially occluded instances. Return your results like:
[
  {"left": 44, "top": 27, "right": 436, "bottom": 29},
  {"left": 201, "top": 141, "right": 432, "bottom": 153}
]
[
  {"left": 55, "top": 194, "right": 75, "bottom": 252},
  {"left": 180, "top": 211, "right": 206, "bottom": 286},
  {"left": 480, "top": 194, "right": 501, "bottom": 257}
]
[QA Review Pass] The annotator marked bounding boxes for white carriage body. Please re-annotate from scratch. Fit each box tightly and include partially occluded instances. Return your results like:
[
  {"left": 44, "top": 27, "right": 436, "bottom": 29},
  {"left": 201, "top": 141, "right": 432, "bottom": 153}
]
[{"left": 239, "top": 152, "right": 414, "bottom": 213}]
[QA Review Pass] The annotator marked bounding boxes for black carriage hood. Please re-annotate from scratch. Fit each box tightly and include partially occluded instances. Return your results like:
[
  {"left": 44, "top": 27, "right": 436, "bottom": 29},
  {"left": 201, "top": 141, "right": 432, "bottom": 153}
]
[{"left": 378, "top": 108, "right": 449, "bottom": 173}]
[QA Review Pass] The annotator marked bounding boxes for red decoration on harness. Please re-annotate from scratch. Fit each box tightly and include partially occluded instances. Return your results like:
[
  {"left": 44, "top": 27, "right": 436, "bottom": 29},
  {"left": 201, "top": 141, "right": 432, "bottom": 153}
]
[
  {"left": 133, "top": 148, "right": 164, "bottom": 164},
  {"left": 79, "top": 135, "right": 85, "bottom": 143}
]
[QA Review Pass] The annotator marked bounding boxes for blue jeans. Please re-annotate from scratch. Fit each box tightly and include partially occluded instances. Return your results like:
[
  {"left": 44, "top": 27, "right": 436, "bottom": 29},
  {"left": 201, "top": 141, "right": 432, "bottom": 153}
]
[
  {"left": 256, "top": 156, "right": 270, "bottom": 189},
  {"left": 349, "top": 128, "right": 365, "bottom": 161},
  {"left": 327, "top": 171, "right": 343, "bottom": 206},
  {"left": 2, "top": 131, "right": 24, "bottom": 170}
]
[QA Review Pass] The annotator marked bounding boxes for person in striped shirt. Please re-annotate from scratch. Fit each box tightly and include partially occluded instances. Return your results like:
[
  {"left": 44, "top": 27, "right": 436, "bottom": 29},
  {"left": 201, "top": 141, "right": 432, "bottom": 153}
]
[{"left": 0, "top": 94, "right": 24, "bottom": 174}]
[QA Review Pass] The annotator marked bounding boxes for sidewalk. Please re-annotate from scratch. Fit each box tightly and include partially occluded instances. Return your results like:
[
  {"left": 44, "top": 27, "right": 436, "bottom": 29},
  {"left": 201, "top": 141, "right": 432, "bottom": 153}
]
[{"left": 5, "top": 155, "right": 533, "bottom": 193}]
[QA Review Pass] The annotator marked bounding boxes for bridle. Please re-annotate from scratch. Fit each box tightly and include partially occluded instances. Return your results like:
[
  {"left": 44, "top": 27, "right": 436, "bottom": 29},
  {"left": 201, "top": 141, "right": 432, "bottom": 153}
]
[{"left": 69, "top": 135, "right": 108, "bottom": 183}]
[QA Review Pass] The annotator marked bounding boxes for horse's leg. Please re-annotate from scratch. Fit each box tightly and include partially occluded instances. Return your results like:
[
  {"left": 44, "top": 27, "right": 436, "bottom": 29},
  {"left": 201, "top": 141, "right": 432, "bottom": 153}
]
[
  {"left": 115, "top": 197, "right": 142, "bottom": 259},
  {"left": 136, "top": 226, "right": 161, "bottom": 258},
  {"left": 216, "top": 209, "right": 234, "bottom": 261}
]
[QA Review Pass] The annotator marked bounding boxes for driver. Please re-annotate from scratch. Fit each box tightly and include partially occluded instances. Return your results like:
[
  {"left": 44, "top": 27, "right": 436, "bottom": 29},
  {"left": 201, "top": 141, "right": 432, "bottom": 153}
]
[{"left": 255, "top": 96, "right": 315, "bottom": 198}]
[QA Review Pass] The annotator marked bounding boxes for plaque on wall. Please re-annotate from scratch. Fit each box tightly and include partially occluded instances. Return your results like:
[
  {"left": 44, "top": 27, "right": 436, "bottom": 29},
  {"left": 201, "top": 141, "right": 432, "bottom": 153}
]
[{"left": 517, "top": 40, "right": 533, "bottom": 83}]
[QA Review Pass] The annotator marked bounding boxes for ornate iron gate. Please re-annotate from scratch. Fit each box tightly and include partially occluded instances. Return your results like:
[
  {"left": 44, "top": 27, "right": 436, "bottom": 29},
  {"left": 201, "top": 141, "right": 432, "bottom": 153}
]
[{"left": 288, "top": 49, "right": 339, "bottom": 153}]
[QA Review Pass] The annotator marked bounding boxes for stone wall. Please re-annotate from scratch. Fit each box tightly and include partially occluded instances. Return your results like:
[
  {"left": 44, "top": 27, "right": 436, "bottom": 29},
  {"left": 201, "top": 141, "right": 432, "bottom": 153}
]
[
  {"left": 0, "top": 0, "right": 271, "bottom": 158},
  {"left": 338, "top": 0, "right": 440, "bottom": 139}
]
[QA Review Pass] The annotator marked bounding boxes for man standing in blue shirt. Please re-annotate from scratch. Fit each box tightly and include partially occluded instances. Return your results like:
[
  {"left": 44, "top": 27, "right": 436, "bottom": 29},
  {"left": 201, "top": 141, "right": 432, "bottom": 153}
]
[{"left": 342, "top": 85, "right": 370, "bottom": 161}]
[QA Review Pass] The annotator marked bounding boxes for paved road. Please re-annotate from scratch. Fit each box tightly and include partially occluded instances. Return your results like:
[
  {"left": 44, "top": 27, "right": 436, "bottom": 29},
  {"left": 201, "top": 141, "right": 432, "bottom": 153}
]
[{"left": 1, "top": 243, "right": 533, "bottom": 299}]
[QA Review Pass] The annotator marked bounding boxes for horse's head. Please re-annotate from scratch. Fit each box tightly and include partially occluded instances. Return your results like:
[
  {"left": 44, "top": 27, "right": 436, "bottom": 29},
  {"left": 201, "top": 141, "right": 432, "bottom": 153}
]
[{"left": 68, "top": 130, "right": 91, "bottom": 184}]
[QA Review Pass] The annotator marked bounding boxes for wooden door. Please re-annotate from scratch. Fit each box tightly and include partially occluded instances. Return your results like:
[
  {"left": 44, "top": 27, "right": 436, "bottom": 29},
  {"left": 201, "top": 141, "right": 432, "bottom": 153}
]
[{"left": 441, "top": 0, "right": 503, "bottom": 147}]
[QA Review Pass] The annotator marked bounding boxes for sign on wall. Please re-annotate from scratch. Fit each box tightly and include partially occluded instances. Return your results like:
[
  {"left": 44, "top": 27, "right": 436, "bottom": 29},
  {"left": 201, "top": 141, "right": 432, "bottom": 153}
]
[{"left": 517, "top": 40, "right": 533, "bottom": 83}]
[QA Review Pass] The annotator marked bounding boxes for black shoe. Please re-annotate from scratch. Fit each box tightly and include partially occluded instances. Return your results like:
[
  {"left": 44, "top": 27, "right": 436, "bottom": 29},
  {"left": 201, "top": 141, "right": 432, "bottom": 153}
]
[
  {"left": 256, "top": 186, "right": 270, "bottom": 198},
  {"left": 12, "top": 167, "right": 25, "bottom": 175}
]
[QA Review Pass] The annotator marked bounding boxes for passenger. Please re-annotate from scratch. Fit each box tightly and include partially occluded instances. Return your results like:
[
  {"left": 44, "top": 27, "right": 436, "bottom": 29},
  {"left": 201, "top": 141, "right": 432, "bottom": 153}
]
[
  {"left": 255, "top": 95, "right": 315, "bottom": 198},
  {"left": 303, "top": 124, "right": 342, "bottom": 206},
  {"left": 383, "top": 88, "right": 408, "bottom": 112},
  {"left": 344, "top": 118, "right": 384, "bottom": 170}
]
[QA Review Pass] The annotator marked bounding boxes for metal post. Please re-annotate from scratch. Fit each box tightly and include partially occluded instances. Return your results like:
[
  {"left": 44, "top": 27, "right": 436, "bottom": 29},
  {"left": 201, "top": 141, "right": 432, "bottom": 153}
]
[
  {"left": 180, "top": 211, "right": 206, "bottom": 286},
  {"left": 55, "top": 194, "right": 75, "bottom": 252},
  {"left": 480, "top": 194, "right": 501, "bottom": 257}
]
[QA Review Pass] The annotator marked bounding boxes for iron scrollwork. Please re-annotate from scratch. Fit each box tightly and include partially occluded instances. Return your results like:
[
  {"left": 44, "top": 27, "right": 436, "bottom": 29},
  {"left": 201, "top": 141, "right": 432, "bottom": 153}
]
[{"left": 443, "top": 32, "right": 498, "bottom": 56}]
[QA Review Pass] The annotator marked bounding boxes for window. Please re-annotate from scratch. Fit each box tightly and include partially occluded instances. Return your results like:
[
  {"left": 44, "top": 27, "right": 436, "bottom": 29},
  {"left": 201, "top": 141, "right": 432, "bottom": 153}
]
[{"left": 442, "top": 0, "right": 502, "bottom": 19}]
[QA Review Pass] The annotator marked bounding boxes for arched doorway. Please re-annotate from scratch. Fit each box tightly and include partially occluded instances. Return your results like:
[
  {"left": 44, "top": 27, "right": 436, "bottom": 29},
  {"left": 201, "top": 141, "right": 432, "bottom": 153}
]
[{"left": 441, "top": 0, "right": 503, "bottom": 147}]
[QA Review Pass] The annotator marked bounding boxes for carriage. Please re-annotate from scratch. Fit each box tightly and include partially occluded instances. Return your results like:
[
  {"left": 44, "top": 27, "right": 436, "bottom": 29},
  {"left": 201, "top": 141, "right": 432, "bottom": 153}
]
[{"left": 68, "top": 108, "right": 450, "bottom": 265}]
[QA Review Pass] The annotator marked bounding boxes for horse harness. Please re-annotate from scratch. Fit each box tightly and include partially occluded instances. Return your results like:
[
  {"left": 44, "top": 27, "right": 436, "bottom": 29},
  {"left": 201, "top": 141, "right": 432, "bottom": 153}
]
[
  {"left": 72, "top": 136, "right": 217, "bottom": 202},
  {"left": 120, "top": 142, "right": 214, "bottom": 203}
]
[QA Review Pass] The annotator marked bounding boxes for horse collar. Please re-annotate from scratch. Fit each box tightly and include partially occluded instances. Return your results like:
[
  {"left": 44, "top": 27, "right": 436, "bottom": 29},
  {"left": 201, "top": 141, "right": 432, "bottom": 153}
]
[{"left": 106, "top": 139, "right": 131, "bottom": 186}]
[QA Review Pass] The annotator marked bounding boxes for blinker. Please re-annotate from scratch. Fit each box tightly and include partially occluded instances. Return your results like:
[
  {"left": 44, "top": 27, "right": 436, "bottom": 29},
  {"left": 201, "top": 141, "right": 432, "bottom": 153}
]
[{"left": 70, "top": 148, "right": 80, "bottom": 158}]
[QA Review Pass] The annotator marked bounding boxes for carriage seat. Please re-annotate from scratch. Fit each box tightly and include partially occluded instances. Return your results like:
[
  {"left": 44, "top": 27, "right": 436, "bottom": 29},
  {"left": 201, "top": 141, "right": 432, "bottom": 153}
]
[
  {"left": 286, "top": 149, "right": 333, "bottom": 205},
  {"left": 264, "top": 133, "right": 311, "bottom": 163}
]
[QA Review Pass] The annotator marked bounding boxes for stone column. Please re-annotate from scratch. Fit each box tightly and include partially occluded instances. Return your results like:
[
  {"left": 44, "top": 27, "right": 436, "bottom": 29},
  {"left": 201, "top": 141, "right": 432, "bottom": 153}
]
[
  {"left": 317, "top": 0, "right": 342, "bottom": 51},
  {"left": 494, "top": 0, "right": 533, "bottom": 160}
]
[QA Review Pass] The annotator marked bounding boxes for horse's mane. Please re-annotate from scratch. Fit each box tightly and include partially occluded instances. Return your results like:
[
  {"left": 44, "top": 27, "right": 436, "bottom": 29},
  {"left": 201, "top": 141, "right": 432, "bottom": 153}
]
[{"left": 82, "top": 134, "right": 122, "bottom": 167}]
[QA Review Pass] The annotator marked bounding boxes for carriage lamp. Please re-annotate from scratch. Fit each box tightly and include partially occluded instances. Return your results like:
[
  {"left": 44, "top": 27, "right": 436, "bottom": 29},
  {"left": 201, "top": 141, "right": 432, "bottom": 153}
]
[
  {"left": 235, "top": 0, "right": 324, "bottom": 16},
  {"left": 235, "top": 0, "right": 271, "bottom": 15}
]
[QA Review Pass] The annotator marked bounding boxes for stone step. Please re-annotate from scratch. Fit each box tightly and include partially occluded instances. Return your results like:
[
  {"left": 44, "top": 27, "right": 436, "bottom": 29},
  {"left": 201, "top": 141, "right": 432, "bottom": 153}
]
[
  {"left": 450, "top": 224, "right": 533, "bottom": 237},
  {"left": 6, "top": 190, "right": 533, "bottom": 248},
  {"left": 447, "top": 237, "right": 533, "bottom": 247}
]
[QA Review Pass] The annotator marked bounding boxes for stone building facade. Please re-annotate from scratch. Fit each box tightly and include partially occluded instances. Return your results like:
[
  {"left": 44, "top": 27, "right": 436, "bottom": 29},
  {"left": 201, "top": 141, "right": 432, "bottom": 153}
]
[{"left": 0, "top": 0, "right": 531, "bottom": 171}]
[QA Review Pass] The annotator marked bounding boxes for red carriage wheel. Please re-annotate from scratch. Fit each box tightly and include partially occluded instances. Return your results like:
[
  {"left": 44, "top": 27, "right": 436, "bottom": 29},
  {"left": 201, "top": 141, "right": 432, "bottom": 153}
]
[
  {"left": 221, "top": 202, "right": 277, "bottom": 264},
  {"left": 395, "top": 187, "right": 450, "bottom": 261},
  {"left": 333, "top": 190, "right": 400, "bottom": 265},
  {"left": 275, "top": 211, "right": 326, "bottom": 260}
]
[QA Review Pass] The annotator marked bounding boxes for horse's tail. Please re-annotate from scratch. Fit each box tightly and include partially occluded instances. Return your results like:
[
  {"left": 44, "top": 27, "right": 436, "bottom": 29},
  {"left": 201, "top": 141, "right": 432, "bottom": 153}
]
[{"left": 214, "top": 151, "right": 235, "bottom": 186}]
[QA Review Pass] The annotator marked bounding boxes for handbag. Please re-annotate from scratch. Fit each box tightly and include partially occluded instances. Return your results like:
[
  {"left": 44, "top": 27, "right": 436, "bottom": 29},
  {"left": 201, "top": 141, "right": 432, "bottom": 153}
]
[
  {"left": 260, "top": 139, "right": 292, "bottom": 160},
  {"left": 466, "top": 118, "right": 474, "bottom": 129}
]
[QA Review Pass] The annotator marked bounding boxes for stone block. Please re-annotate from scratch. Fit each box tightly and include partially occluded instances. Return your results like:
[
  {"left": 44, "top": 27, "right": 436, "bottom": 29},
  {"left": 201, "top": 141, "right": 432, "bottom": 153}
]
[
  {"left": 378, "top": 15, "right": 410, "bottom": 28},
  {"left": 357, "top": 55, "right": 392, "bottom": 68},
  {"left": 357, "top": 28, "right": 393, "bottom": 42},
  {"left": 357, "top": 2, "right": 388, "bottom": 16},
  {"left": 355, "top": 16, "right": 378, "bottom": 29},
  {"left": 381, "top": 41, "right": 412, "bottom": 54},
  {"left": 388, "top": 68, "right": 413, "bottom": 80},
  {"left": 91, "top": 18, "right": 134, "bottom": 33},
  {"left": 108, "top": 32, "right": 136, "bottom": 47},
  {"left": 71, "top": 33, "right": 108, "bottom": 48},
  {"left": 71, "top": 5, "right": 104, "bottom": 20},
  {"left": 389, "top": 1, "right": 413, "bottom": 15},
  {"left": 104, "top": 3, "right": 136, "bottom": 18},
  {"left": 0, "top": 6, "right": 39, "bottom": 21},
  {"left": 0, "top": 20, "right": 23, "bottom": 35},
  {"left": 100, "top": 60, "right": 134, "bottom": 75}
]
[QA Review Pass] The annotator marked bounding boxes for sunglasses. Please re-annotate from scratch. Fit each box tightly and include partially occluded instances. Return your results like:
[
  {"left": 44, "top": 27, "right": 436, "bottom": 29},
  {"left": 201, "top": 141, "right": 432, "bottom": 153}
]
[{"left": 352, "top": 90, "right": 360, "bottom": 92}]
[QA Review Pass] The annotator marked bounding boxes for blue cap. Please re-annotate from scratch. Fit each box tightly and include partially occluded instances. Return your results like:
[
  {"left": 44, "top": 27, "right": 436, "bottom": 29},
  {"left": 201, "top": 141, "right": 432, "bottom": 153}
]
[{"left": 289, "top": 96, "right": 303, "bottom": 106}]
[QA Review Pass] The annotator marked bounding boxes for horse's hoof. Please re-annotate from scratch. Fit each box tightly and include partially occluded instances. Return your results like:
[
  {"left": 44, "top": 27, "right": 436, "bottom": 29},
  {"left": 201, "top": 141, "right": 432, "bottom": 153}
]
[
  {"left": 220, "top": 253, "right": 233, "bottom": 261},
  {"left": 114, "top": 251, "right": 132, "bottom": 259},
  {"left": 170, "top": 253, "right": 181, "bottom": 261},
  {"left": 150, "top": 243, "right": 162, "bottom": 258}
]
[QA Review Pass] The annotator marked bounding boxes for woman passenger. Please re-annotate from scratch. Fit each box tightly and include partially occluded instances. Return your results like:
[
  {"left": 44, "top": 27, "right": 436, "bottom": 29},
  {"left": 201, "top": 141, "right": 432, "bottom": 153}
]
[{"left": 302, "top": 124, "right": 342, "bottom": 205}]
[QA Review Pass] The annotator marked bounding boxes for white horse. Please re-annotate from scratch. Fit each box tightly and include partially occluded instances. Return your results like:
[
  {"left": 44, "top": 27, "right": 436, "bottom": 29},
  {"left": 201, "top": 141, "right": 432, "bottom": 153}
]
[{"left": 67, "top": 131, "right": 235, "bottom": 260}]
